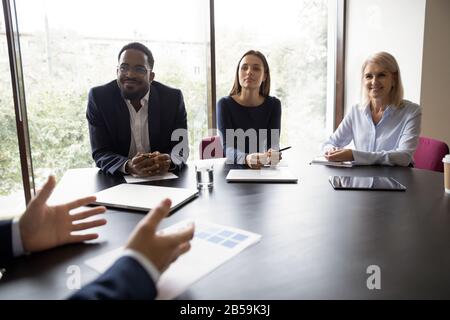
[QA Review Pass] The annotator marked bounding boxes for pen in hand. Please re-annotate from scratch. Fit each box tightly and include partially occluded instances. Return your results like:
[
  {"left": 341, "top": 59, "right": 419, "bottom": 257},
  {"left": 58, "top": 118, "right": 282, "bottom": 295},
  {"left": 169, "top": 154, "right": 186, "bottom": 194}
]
[
  {"left": 277, "top": 146, "right": 291, "bottom": 152},
  {"left": 262, "top": 146, "right": 291, "bottom": 166}
]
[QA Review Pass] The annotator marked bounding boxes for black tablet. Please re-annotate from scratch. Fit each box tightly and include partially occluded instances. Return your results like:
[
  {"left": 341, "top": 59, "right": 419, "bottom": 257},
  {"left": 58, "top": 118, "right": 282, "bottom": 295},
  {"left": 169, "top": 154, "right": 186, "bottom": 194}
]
[{"left": 329, "top": 176, "right": 406, "bottom": 191}]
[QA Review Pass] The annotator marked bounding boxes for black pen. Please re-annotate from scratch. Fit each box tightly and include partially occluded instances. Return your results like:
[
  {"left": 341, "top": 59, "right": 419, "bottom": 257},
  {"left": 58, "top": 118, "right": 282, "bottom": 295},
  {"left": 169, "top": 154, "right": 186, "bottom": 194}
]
[{"left": 277, "top": 146, "right": 292, "bottom": 152}]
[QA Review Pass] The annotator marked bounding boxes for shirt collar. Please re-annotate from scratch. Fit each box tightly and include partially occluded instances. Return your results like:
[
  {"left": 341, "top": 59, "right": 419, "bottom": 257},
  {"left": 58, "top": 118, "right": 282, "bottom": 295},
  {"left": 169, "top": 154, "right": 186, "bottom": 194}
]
[
  {"left": 125, "top": 87, "right": 150, "bottom": 108},
  {"left": 364, "top": 103, "right": 394, "bottom": 117},
  {"left": 138, "top": 88, "right": 150, "bottom": 108},
  {"left": 141, "top": 88, "right": 150, "bottom": 106}
]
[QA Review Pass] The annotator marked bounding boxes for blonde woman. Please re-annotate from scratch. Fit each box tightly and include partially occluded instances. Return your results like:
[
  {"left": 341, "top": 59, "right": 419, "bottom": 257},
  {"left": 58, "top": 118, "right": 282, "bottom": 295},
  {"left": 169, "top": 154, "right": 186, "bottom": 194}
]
[{"left": 323, "top": 52, "right": 421, "bottom": 166}]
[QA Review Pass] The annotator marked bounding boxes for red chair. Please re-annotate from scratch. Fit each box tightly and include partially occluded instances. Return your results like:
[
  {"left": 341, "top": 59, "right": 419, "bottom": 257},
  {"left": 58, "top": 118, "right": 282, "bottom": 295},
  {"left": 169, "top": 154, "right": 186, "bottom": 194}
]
[
  {"left": 199, "top": 135, "right": 224, "bottom": 159},
  {"left": 413, "top": 136, "right": 449, "bottom": 172}
]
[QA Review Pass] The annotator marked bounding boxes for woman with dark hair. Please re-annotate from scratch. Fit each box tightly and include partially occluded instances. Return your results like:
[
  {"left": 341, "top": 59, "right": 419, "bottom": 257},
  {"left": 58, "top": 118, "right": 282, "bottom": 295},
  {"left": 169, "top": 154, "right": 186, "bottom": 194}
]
[{"left": 217, "top": 50, "right": 282, "bottom": 168}]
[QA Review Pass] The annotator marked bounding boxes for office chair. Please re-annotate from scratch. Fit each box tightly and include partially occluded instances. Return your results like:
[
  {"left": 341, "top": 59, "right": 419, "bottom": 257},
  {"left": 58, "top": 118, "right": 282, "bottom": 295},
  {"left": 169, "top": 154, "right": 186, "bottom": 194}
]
[
  {"left": 413, "top": 136, "right": 449, "bottom": 172},
  {"left": 199, "top": 135, "right": 224, "bottom": 159}
]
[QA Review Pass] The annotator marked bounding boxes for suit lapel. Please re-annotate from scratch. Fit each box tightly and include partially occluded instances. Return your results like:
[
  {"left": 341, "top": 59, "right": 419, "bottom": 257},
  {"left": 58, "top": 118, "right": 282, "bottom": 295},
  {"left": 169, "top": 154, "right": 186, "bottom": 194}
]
[
  {"left": 112, "top": 81, "right": 131, "bottom": 154},
  {"left": 148, "top": 83, "right": 161, "bottom": 152}
]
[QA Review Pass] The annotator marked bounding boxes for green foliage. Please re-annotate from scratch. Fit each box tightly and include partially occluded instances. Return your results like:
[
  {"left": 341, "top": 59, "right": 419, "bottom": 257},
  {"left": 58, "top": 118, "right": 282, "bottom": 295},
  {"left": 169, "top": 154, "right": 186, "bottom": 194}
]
[
  {"left": 0, "top": 0, "right": 329, "bottom": 195},
  {"left": 0, "top": 85, "right": 23, "bottom": 195},
  {"left": 26, "top": 86, "right": 93, "bottom": 186}
]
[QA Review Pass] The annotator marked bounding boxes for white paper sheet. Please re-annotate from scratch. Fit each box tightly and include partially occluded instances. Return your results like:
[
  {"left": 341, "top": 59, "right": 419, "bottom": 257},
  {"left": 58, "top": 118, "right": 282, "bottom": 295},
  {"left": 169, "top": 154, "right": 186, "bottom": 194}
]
[
  {"left": 84, "top": 220, "right": 262, "bottom": 300},
  {"left": 310, "top": 156, "right": 354, "bottom": 167},
  {"left": 226, "top": 167, "right": 298, "bottom": 182},
  {"left": 123, "top": 172, "right": 178, "bottom": 183}
]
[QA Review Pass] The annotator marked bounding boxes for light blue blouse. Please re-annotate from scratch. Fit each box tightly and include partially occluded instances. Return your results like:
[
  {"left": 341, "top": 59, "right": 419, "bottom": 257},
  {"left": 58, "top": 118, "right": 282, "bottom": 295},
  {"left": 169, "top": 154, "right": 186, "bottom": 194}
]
[{"left": 322, "top": 100, "right": 422, "bottom": 166}]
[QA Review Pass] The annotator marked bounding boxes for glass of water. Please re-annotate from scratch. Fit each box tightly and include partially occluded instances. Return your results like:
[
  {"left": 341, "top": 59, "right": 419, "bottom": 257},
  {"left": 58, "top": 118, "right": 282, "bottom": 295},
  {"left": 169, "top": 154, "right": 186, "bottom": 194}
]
[{"left": 195, "top": 161, "right": 214, "bottom": 189}]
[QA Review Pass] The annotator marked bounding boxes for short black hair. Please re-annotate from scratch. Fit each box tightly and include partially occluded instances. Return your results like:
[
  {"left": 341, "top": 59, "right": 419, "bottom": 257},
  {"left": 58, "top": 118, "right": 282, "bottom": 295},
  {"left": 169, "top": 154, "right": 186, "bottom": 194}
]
[{"left": 118, "top": 42, "right": 154, "bottom": 70}]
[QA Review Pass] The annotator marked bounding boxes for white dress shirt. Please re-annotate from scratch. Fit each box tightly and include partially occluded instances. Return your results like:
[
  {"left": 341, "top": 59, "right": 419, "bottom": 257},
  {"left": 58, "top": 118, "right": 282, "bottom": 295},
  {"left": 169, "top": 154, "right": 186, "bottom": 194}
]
[
  {"left": 322, "top": 100, "right": 422, "bottom": 166},
  {"left": 120, "top": 89, "right": 151, "bottom": 173},
  {"left": 11, "top": 217, "right": 25, "bottom": 257}
]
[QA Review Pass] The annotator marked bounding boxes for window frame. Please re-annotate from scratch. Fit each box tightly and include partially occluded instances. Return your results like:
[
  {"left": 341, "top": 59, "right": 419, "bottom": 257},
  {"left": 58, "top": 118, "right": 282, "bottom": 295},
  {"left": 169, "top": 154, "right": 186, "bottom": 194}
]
[{"left": 2, "top": 0, "right": 346, "bottom": 204}]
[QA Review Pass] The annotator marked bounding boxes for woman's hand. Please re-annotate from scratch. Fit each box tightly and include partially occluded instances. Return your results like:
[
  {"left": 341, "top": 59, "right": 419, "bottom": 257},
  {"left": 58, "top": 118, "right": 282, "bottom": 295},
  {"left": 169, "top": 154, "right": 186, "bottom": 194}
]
[
  {"left": 246, "top": 153, "right": 268, "bottom": 169},
  {"left": 246, "top": 149, "right": 282, "bottom": 169},
  {"left": 324, "top": 148, "right": 354, "bottom": 162},
  {"left": 267, "top": 149, "right": 282, "bottom": 166}
]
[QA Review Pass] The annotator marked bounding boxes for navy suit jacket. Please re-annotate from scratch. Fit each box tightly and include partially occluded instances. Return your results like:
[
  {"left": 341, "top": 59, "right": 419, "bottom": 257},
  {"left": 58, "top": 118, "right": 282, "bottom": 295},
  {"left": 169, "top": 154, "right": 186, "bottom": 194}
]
[
  {"left": 69, "top": 256, "right": 157, "bottom": 300},
  {"left": 0, "top": 220, "right": 13, "bottom": 266},
  {"left": 87, "top": 80, "right": 189, "bottom": 175},
  {"left": 0, "top": 220, "right": 156, "bottom": 299}
]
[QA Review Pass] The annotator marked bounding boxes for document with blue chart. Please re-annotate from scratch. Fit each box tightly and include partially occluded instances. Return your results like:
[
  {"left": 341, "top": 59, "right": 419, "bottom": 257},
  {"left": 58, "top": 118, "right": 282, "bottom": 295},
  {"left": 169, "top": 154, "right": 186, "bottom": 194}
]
[{"left": 84, "top": 220, "right": 261, "bottom": 300}]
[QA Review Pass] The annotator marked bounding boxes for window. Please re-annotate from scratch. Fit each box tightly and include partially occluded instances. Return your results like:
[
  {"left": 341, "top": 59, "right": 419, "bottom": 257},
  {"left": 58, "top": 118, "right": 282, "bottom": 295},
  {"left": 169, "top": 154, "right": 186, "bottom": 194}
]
[
  {"left": 0, "top": 0, "right": 25, "bottom": 217},
  {"left": 215, "top": 0, "right": 331, "bottom": 162},
  {"left": 2, "top": 0, "right": 339, "bottom": 199},
  {"left": 14, "top": 0, "right": 209, "bottom": 187}
]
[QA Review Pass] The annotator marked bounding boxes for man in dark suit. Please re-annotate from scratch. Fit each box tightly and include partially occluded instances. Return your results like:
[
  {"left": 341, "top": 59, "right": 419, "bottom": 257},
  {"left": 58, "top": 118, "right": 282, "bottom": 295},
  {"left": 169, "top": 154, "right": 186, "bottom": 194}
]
[
  {"left": 87, "top": 42, "right": 189, "bottom": 176},
  {"left": 0, "top": 176, "right": 194, "bottom": 299}
]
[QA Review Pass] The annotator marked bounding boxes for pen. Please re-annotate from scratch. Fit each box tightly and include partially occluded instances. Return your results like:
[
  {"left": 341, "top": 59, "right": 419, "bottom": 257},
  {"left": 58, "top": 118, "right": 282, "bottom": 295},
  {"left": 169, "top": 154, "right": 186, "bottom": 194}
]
[{"left": 277, "top": 146, "right": 292, "bottom": 152}]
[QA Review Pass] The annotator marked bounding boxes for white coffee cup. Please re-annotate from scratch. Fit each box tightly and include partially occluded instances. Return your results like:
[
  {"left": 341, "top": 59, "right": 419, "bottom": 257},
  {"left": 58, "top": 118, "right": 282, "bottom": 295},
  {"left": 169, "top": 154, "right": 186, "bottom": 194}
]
[{"left": 443, "top": 154, "right": 450, "bottom": 194}]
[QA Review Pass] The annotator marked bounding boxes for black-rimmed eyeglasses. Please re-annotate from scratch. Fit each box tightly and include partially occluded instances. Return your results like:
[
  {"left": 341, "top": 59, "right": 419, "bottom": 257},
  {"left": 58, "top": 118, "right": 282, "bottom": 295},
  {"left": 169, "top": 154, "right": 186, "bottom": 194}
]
[{"left": 118, "top": 64, "right": 149, "bottom": 75}]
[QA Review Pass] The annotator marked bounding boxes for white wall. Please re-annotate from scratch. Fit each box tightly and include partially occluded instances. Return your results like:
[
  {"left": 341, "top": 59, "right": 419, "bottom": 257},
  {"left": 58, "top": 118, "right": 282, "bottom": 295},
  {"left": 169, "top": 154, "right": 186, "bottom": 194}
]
[
  {"left": 345, "top": 0, "right": 426, "bottom": 111},
  {"left": 420, "top": 0, "right": 450, "bottom": 145}
]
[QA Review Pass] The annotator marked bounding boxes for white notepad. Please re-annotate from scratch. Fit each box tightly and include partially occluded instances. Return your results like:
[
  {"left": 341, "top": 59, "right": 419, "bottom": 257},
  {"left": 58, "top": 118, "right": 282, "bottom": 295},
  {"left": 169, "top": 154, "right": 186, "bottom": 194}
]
[
  {"left": 85, "top": 220, "right": 262, "bottom": 300},
  {"left": 310, "top": 156, "right": 354, "bottom": 168},
  {"left": 92, "top": 184, "right": 198, "bottom": 212},
  {"left": 226, "top": 167, "right": 298, "bottom": 183},
  {"left": 123, "top": 172, "right": 178, "bottom": 184}
]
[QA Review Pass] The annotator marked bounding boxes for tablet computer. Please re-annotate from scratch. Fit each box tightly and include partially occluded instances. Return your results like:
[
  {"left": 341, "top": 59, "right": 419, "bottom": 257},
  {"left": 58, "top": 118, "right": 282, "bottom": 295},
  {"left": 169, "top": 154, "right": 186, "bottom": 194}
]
[{"left": 329, "top": 176, "right": 406, "bottom": 191}]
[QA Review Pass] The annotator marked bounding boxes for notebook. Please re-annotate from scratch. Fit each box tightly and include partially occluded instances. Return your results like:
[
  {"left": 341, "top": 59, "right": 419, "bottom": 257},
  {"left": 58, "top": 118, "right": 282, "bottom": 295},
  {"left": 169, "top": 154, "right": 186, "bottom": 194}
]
[
  {"left": 310, "top": 156, "right": 354, "bottom": 168},
  {"left": 92, "top": 183, "right": 198, "bottom": 212},
  {"left": 226, "top": 167, "right": 298, "bottom": 183}
]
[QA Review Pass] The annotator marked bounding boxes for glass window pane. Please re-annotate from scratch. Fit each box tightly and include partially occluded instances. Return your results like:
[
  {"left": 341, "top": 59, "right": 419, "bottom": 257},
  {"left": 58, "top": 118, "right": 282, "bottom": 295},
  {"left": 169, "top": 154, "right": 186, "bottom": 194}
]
[
  {"left": 215, "top": 0, "right": 330, "bottom": 162},
  {"left": 0, "top": 1, "right": 26, "bottom": 218},
  {"left": 15, "top": 0, "right": 208, "bottom": 186}
]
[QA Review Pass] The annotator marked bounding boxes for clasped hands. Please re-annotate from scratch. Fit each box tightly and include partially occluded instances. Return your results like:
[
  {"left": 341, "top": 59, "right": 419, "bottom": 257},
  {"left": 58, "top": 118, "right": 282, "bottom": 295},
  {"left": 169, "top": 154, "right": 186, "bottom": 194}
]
[
  {"left": 324, "top": 147, "right": 354, "bottom": 162},
  {"left": 126, "top": 152, "right": 172, "bottom": 177},
  {"left": 245, "top": 149, "right": 282, "bottom": 169}
]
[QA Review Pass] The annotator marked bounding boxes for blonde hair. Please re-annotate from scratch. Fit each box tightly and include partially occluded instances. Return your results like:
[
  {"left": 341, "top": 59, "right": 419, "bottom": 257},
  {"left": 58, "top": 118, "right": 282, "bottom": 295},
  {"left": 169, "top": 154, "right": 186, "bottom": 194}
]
[{"left": 361, "top": 52, "right": 404, "bottom": 108}]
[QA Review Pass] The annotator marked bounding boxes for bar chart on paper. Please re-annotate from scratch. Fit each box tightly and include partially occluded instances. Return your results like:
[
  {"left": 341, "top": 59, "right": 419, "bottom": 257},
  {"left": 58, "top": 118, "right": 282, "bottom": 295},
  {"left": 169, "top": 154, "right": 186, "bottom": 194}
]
[
  {"left": 84, "top": 220, "right": 262, "bottom": 299},
  {"left": 156, "top": 221, "right": 261, "bottom": 299}
]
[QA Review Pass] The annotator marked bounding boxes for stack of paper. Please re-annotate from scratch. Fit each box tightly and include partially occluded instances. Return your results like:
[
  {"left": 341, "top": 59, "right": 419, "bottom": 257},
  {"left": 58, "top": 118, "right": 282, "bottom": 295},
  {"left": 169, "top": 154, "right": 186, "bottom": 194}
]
[
  {"left": 310, "top": 156, "right": 354, "bottom": 168},
  {"left": 226, "top": 167, "right": 298, "bottom": 182},
  {"left": 123, "top": 172, "right": 178, "bottom": 183}
]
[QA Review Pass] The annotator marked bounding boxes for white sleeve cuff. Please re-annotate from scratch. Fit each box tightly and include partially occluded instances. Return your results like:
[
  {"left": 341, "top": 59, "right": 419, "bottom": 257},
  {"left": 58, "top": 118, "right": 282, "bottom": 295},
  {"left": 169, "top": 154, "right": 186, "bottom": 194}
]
[
  {"left": 122, "top": 249, "right": 160, "bottom": 283},
  {"left": 12, "top": 217, "right": 25, "bottom": 257},
  {"left": 120, "top": 160, "right": 129, "bottom": 174}
]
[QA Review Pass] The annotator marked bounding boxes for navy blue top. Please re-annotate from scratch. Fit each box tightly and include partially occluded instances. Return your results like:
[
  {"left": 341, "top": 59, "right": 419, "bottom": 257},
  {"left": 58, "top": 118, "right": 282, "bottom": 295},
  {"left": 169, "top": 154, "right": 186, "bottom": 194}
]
[{"left": 216, "top": 96, "right": 281, "bottom": 164}]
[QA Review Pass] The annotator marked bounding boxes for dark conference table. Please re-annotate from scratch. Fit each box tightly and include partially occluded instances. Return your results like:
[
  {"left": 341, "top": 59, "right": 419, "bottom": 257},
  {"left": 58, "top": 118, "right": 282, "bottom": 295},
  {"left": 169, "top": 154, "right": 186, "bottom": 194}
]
[{"left": 1, "top": 159, "right": 450, "bottom": 299}]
